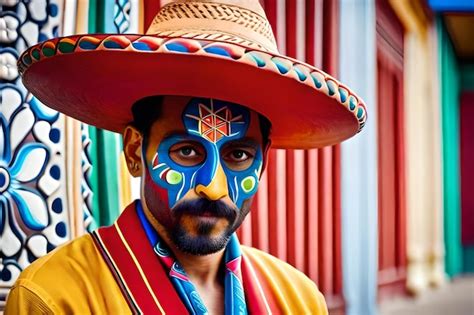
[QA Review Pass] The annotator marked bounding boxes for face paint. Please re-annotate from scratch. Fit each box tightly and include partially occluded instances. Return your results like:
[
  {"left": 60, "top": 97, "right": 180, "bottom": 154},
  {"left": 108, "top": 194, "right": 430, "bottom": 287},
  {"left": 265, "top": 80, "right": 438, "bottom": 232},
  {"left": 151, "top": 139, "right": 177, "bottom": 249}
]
[{"left": 146, "top": 98, "right": 263, "bottom": 209}]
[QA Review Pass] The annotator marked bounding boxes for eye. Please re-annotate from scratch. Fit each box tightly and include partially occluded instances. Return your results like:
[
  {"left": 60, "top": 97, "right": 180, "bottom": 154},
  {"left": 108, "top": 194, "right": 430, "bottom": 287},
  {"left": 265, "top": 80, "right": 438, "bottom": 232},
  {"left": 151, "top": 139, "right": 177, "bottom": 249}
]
[
  {"left": 222, "top": 146, "right": 257, "bottom": 171},
  {"left": 228, "top": 150, "right": 250, "bottom": 162},
  {"left": 169, "top": 142, "right": 205, "bottom": 167},
  {"left": 180, "top": 147, "right": 196, "bottom": 157}
]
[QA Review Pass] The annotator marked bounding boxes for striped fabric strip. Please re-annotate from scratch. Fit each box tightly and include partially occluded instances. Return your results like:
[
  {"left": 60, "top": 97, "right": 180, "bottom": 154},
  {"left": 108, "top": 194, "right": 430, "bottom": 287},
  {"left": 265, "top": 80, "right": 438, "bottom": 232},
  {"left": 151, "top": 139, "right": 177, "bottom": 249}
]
[
  {"left": 91, "top": 230, "right": 142, "bottom": 314},
  {"left": 240, "top": 254, "right": 275, "bottom": 314},
  {"left": 90, "top": 202, "right": 187, "bottom": 314}
]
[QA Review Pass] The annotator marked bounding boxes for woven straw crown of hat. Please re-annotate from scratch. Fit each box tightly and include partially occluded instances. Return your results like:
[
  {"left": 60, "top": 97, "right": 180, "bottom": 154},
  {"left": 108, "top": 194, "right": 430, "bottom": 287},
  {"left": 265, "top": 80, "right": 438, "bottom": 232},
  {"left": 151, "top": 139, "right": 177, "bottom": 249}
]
[{"left": 147, "top": 0, "right": 279, "bottom": 53}]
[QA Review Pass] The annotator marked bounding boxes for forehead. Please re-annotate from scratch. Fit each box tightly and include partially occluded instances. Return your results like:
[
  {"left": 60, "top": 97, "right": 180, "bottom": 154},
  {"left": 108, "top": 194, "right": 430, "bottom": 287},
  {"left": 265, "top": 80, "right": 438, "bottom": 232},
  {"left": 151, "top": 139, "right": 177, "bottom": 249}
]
[
  {"left": 147, "top": 96, "right": 262, "bottom": 142},
  {"left": 183, "top": 98, "right": 250, "bottom": 143}
]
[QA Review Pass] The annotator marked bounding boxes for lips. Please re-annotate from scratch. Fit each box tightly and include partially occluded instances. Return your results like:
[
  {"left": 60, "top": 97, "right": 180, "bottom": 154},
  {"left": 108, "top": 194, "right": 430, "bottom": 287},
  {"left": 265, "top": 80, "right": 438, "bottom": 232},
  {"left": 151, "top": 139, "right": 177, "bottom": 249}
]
[{"left": 186, "top": 211, "right": 226, "bottom": 219}]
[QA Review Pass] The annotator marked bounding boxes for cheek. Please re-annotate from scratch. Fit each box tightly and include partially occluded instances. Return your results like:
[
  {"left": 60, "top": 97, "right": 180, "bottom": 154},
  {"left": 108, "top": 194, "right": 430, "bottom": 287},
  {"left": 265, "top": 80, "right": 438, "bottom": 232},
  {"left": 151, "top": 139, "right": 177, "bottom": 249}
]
[
  {"left": 227, "top": 168, "right": 261, "bottom": 209},
  {"left": 143, "top": 170, "right": 177, "bottom": 228},
  {"left": 149, "top": 154, "right": 184, "bottom": 187},
  {"left": 148, "top": 153, "right": 195, "bottom": 208},
  {"left": 144, "top": 169, "right": 170, "bottom": 210},
  {"left": 226, "top": 151, "right": 263, "bottom": 208}
]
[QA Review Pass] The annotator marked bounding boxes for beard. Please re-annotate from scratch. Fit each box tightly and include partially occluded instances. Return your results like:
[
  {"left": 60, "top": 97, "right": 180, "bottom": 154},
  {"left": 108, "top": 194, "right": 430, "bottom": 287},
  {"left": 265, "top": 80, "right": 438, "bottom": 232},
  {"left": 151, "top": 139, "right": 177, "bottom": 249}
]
[{"left": 143, "top": 171, "right": 252, "bottom": 255}]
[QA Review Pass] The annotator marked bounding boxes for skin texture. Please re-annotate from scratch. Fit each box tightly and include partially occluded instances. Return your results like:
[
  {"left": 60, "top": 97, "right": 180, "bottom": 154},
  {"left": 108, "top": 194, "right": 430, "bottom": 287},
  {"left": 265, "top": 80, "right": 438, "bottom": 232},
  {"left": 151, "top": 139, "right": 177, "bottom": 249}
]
[{"left": 122, "top": 96, "right": 269, "bottom": 314}]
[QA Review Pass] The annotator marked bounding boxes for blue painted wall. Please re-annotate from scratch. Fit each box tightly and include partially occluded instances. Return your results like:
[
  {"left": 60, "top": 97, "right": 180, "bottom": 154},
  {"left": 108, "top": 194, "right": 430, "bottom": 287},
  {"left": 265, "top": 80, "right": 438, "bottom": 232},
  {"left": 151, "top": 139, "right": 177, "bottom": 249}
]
[{"left": 339, "top": 1, "right": 378, "bottom": 315}]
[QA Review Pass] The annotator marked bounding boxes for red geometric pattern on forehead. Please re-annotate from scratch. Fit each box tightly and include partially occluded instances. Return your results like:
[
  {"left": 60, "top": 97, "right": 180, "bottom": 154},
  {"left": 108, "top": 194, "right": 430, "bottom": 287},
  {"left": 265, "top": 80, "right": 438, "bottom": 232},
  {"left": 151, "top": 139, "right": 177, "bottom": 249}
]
[{"left": 186, "top": 100, "right": 243, "bottom": 143}]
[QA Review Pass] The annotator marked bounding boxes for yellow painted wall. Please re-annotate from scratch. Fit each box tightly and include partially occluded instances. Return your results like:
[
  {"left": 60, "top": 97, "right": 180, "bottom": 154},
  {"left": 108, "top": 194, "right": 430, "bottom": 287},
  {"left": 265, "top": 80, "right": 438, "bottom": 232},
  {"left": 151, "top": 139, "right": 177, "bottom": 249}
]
[{"left": 389, "top": 0, "right": 446, "bottom": 295}]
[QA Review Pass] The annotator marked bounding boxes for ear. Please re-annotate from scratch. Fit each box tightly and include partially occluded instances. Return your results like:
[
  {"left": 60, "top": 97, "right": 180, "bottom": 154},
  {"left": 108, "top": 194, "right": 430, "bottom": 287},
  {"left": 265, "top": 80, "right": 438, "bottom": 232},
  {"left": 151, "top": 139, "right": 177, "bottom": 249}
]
[{"left": 123, "top": 125, "right": 143, "bottom": 177}]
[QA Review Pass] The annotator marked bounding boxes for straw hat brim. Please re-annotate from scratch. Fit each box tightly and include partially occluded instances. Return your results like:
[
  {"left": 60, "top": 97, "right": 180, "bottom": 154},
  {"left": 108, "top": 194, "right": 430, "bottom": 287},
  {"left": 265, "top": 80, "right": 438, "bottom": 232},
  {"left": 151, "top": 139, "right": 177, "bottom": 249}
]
[{"left": 18, "top": 34, "right": 367, "bottom": 149}]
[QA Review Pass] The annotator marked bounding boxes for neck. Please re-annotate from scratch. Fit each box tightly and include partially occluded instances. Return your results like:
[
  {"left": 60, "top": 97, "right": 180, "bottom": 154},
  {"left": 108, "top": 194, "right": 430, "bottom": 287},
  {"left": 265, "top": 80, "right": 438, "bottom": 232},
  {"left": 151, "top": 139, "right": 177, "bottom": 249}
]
[
  {"left": 141, "top": 200, "right": 225, "bottom": 287},
  {"left": 173, "top": 249, "right": 225, "bottom": 286}
]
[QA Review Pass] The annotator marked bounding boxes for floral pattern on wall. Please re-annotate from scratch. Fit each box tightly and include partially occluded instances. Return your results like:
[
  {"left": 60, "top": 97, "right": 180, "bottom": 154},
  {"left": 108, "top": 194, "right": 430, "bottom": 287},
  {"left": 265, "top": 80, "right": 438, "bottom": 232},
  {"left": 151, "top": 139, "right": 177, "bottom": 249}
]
[{"left": 0, "top": 0, "right": 70, "bottom": 306}]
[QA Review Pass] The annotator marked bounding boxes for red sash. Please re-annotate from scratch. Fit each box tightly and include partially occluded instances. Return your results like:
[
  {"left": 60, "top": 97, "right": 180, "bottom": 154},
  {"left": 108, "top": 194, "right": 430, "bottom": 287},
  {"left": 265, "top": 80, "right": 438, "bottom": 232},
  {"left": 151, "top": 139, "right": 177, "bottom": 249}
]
[{"left": 91, "top": 202, "right": 278, "bottom": 314}]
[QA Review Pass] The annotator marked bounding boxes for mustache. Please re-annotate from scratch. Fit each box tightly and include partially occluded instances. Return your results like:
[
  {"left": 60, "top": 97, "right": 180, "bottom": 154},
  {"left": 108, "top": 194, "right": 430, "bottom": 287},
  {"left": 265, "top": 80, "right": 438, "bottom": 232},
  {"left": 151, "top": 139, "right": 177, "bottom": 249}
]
[{"left": 172, "top": 198, "right": 238, "bottom": 221}]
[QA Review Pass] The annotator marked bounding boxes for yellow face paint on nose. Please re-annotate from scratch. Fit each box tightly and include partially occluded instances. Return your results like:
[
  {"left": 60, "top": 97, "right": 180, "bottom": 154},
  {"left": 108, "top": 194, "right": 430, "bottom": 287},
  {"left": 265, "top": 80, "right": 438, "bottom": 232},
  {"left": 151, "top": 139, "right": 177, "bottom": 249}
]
[{"left": 195, "top": 163, "right": 228, "bottom": 200}]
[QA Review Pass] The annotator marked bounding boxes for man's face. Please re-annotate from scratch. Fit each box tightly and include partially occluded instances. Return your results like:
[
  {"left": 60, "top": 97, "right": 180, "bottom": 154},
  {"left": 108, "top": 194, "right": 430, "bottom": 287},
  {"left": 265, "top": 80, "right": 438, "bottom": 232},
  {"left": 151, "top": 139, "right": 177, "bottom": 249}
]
[{"left": 141, "top": 97, "right": 267, "bottom": 255}]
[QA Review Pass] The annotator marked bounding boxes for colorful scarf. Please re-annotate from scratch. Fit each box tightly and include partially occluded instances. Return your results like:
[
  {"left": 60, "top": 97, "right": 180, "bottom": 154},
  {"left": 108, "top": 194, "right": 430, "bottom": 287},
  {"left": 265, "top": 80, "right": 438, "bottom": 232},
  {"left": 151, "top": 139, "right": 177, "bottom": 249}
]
[{"left": 136, "top": 202, "right": 247, "bottom": 315}]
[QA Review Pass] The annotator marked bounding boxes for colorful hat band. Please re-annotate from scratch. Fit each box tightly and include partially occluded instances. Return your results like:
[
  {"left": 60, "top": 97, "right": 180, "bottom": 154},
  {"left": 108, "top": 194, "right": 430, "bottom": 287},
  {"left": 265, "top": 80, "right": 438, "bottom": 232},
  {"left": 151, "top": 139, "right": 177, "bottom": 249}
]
[
  {"left": 17, "top": 34, "right": 367, "bottom": 133},
  {"left": 147, "top": 1, "right": 277, "bottom": 52}
]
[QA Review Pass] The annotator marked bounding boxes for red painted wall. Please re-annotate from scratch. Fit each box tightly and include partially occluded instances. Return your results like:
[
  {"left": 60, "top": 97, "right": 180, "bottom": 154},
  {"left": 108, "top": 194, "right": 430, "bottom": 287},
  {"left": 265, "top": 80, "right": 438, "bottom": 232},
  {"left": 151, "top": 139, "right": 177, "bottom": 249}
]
[
  {"left": 146, "top": 0, "right": 345, "bottom": 312},
  {"left": 375, "top": 0, "right": 407, "bottom": 299},
  {"left": 144, "top": 1, "right": 161, "bottom": 31},
  {"left": 245, "top": 0, "right": 345, "bottom": 312},
  {"left": 461, "top": 92, "right": 474, "bottom": 245}
]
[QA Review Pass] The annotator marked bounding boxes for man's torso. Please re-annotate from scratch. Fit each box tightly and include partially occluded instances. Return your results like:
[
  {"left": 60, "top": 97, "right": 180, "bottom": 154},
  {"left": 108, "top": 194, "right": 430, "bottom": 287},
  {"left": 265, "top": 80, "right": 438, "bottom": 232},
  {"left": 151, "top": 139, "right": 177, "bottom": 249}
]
[{"left": 5, "top": 204, "right": 328, "bottom": 315}]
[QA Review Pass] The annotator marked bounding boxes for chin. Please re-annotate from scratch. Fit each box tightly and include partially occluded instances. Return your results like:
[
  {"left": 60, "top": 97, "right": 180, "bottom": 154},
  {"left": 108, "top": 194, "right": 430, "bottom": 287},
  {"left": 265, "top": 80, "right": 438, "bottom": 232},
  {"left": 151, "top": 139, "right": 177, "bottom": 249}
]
[{"left": 167, "top": 214, "right": 237, "bottom": 255}]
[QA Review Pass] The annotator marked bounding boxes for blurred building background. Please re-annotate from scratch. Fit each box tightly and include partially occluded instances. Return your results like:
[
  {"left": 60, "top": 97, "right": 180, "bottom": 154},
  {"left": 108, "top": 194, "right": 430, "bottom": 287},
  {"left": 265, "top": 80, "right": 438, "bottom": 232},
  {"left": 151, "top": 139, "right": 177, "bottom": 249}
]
[{"left": 0, "top": 0, "right": 473, "bottom": 314}]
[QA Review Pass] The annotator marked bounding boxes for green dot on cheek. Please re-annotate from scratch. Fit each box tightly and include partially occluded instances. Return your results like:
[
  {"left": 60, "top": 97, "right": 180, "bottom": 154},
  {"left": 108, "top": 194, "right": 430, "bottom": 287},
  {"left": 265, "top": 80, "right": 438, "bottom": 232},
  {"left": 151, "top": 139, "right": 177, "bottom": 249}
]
[
  {"left": 241, "top": 176, "right": 256, "bottom": 193},
  {"left": 166, "top": 170, "right": 182, "bottom": 185}
]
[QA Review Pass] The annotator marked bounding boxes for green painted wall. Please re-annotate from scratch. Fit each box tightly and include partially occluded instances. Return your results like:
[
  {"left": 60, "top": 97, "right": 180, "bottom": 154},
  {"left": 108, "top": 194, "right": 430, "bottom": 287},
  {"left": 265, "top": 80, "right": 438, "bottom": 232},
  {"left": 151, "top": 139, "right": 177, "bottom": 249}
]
[
  {"left": 438, "top": 17, "right": 463, "bottom": 277},
  {"left": 87, "top": 0, "right": 122, "bottom": 226},
  {"left": 463, "top": 247, "right": 474, "bottom": 273},
  {"left": 461, "top": 64, "right": 474, "bottom": 91}
]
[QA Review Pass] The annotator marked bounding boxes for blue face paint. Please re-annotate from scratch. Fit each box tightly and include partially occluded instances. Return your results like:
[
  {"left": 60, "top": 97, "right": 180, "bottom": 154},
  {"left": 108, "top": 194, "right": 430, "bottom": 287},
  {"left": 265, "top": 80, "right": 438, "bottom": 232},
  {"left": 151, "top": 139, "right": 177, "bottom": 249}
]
[{"left": 147, "top": 98, "right": 263, "bottom": 209}]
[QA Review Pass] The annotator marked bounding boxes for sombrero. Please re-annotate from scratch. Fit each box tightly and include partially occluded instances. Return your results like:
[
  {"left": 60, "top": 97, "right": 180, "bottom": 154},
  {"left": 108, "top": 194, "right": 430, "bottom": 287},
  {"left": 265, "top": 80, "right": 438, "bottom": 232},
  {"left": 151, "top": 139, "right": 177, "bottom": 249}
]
[{"left": 17, "top": 0, "right": 366, "bottom": 149}]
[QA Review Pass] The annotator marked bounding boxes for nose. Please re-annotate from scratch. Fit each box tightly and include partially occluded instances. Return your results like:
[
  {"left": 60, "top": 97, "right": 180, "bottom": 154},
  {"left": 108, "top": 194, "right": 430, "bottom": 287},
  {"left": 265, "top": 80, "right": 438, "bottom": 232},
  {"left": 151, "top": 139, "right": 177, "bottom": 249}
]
[{"left": 195, "top": 163, "right": 229, "bottom": 200}]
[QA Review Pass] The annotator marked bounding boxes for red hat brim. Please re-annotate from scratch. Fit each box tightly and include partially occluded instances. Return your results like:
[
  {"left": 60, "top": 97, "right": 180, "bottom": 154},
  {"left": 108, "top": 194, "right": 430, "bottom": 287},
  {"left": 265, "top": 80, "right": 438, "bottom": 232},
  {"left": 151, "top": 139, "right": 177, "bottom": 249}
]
[{"left": 18, "top": 34, "right": 366, "bottom": 149}]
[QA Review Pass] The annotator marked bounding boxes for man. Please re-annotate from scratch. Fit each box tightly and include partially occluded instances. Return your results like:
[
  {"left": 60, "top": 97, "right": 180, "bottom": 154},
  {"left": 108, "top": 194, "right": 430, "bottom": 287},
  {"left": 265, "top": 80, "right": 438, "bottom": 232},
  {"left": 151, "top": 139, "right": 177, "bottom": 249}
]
[{"left": 7, "top": 0, "right": 366, "bottom": 314}]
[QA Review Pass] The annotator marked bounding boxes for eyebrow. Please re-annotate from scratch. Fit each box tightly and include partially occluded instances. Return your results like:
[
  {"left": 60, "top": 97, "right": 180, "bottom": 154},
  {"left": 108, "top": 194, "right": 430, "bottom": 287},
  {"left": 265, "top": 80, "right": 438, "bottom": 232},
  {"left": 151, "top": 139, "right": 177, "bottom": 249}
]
[
  {"left": 162, "top": 133, "right": 261, "bottom": 149},
  {"left": 223, "top": 137, "right": 260, "bottom": 149},
  {"left": 162, "top": 131, "right": 191, "bottom": 140}
]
